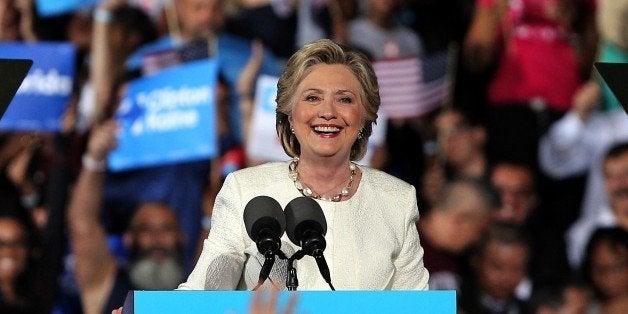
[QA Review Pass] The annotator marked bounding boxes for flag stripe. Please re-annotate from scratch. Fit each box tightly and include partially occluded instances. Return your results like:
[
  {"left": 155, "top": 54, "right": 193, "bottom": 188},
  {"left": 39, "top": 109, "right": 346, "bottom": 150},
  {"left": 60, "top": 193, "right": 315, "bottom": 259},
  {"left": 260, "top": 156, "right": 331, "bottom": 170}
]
[{"left": 373, "top": 52, "right": 451, "bottom": 119}]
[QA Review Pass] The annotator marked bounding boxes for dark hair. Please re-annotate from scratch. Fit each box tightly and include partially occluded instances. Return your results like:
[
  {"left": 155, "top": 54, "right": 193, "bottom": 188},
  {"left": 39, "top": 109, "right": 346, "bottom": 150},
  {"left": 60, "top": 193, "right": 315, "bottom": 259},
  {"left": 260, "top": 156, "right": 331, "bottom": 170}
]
[
  {"left": 581, "top": 227, "right": 628, "bottom": 299},
  {"left": 111, "top": 5, "right": 158, "bottom": 45},
  {"left": 528, "top": 285, "right": 567, "bottom": 312},
  {"left": 474, "top": 222, "right": 531, "bottom": 259},
  {"left": 436, "top": 106, "right": 485, "bottom": 128},
  {"left": 489, "top": 160, "right": 537, "bottom": 191},
  {"left": 604, "top": 142, "right": 628, "bottom": 163},
  {"left": 528, "top": 276, "right": 591, "bottom": 313}
]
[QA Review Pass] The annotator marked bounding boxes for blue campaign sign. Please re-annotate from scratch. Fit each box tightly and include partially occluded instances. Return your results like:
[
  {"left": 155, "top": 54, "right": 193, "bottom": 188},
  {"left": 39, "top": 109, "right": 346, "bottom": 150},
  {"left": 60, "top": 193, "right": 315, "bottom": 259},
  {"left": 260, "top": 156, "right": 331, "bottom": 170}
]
[
  {"left": 109, "top": 59, "right": 219, "bottom": 172},
  {"left": 0, "top": 42, "right": 75, "bottom": 131},
  {"left": 36, "top": 0, "right": 99, "bottom": 17}
]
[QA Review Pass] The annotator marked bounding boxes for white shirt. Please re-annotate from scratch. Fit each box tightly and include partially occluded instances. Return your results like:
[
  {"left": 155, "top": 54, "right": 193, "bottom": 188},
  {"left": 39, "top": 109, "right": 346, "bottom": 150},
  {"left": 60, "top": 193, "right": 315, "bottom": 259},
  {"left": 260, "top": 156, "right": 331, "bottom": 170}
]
[
  {"left": 539, "top": 109, "right": 628, "bottom": 267},
  {"left": 178, "top": 161, "right": 429, "bottom": 290}
]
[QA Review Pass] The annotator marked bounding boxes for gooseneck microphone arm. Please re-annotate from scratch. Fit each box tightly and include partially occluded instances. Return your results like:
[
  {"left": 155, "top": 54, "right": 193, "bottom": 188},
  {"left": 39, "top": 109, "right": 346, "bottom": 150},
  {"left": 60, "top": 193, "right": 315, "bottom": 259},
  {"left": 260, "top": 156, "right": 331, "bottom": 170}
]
[
  {"left": 254, "top": 248, "right": 290, "bottom": 291},
  {"left": 284, "top": 197, "right": 336, "bottom": 291},
  {"left": 312, "top": 250, "right": 334, "bottom": 290},
  {"left": 253, "top": 227, "right": 283, "bottom": 291},
  {"left": 301, "top": 229, "right": 335, "bottom": 291}
]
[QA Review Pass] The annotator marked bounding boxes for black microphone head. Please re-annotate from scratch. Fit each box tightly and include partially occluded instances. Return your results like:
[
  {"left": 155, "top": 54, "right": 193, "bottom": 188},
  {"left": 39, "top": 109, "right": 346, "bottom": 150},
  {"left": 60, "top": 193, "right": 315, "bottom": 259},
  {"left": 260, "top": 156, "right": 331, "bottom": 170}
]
[
  {"left": 243, "top": 196, "right": 286, "bottom": 241},
  {"left": 284, "top": 197, "right": 327, "bottom": 246}
]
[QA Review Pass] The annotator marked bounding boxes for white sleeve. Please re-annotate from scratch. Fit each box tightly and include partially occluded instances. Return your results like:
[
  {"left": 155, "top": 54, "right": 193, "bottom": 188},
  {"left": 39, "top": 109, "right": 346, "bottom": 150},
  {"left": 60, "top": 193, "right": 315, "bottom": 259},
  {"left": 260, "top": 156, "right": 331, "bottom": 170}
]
[
  {"left": 390, "top": 185, "right": 430, "bottom": 290},
  {"left": 177, "top": 173, "right": 247, "bottom": 290},
  {"left": 538, "top": 112, "right": 595, "bottom": 179}
]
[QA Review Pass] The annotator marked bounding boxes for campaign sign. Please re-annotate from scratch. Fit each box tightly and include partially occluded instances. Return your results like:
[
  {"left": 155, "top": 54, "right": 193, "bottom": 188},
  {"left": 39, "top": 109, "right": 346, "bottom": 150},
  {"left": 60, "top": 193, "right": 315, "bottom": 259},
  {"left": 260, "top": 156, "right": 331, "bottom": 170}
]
[
  {"left": 109, "top": 59, "right": 219, "bottom": 172},
  {"left": 36, "top": 0, "right": 100, "bottom": 17},
  {"left": 0, "top": 42, "right": 75, "bottom": 131},
  {"left": 246, "top": 75, "right": 288, "bottom": 162}
]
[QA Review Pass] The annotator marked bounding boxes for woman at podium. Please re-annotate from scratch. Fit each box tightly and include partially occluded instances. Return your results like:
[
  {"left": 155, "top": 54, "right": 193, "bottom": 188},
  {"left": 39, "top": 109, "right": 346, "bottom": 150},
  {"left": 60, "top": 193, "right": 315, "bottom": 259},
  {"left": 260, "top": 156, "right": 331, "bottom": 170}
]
[{"left": 178, "top": 39, "right": 430, "bottom": 290}]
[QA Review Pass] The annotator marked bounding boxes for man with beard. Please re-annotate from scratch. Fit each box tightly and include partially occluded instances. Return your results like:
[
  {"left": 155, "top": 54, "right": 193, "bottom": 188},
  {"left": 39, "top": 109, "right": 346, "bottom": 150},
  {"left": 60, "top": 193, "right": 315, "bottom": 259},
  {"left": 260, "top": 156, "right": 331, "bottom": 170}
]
[{"left": 68, "top": 120, "right": 186, "bottom": 314}]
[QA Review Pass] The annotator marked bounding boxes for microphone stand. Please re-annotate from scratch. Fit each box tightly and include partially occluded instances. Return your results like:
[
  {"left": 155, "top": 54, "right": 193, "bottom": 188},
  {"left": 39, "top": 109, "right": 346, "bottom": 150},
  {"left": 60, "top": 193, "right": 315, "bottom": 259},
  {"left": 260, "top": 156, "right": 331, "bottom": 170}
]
[
  {"left": 286, "top": 250, "right": 306, "bottom": 291},
  {"left": 285, "top": 249, "right": 335, "bottom": 291}
]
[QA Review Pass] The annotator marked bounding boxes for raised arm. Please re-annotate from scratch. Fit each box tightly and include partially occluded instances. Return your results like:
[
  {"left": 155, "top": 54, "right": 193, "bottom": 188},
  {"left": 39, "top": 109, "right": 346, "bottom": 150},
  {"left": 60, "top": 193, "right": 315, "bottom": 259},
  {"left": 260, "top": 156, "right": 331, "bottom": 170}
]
[
  {"left": 538, "top": 83, "right": 602, "bottom": 179},
  {"left": 462, "top": 0, "right": 505, "bottom": 72},
  {"left": 67, "top": 120, "right": 120, "bottom": 313},
  {"left": 90, "top": 0, "right": 127, "bottom": 123},
  {"left": 237, "top": 40, "right": 264, "bottom": 150},
  {"left": 15, "top": 0, "right": 37, "bottom": 42}
]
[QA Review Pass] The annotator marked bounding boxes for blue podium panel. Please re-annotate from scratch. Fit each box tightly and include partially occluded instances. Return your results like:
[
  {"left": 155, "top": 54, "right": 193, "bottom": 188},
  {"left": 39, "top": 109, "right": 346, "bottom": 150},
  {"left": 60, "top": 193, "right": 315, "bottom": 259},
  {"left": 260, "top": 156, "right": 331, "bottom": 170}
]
[{"left": 133, "top": 290, "right": 456, "bottom": 313}]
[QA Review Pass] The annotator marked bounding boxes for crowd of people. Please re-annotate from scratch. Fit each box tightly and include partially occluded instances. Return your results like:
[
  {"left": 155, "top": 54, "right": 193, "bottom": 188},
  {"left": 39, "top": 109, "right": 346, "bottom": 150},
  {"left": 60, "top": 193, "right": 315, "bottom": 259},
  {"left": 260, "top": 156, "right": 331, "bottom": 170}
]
[{"left": 1, "top": 0, "right": 627, "bottom": 313}]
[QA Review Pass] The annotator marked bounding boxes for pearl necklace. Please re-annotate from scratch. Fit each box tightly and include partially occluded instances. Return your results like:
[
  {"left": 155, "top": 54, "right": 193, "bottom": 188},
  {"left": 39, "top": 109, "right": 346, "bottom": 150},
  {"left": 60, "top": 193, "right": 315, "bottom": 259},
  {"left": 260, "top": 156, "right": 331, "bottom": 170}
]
[{"left": 288, "top": 158, "right": 357, "bottom": 202}]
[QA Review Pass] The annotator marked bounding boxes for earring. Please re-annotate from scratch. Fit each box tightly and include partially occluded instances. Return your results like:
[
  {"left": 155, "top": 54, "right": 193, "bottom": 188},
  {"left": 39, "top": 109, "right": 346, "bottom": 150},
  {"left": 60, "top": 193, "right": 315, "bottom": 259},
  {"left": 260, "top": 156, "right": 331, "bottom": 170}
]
[
  {"left": 357, "top": 129, "right": 363, "bottom": 139},
  {"left": 290, "top": 126, "right": 295, "bottom": 134}
]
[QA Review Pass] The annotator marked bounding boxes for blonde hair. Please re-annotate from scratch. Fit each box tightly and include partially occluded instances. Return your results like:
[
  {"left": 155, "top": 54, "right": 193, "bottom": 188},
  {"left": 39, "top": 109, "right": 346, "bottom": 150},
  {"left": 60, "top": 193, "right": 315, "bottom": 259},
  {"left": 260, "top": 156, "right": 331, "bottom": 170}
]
[{"left": 275, "top": 39, "right": 380, "bottom": 161}]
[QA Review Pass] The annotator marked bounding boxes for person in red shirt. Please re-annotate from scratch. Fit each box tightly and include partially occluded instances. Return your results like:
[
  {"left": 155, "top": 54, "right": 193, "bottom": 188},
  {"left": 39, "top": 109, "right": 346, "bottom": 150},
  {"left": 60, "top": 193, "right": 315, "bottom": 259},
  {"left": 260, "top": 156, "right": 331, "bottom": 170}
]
[{"left": 464, "top": 0, "right": 596, "bottom": 168}]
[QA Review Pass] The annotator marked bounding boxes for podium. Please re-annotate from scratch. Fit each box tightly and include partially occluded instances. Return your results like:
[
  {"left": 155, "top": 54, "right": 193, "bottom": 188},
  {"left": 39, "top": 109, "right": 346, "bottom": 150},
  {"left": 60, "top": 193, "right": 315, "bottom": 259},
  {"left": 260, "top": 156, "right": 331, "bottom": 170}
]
[{"left": 123, "top": 290, "right": 456, "bottom": 313}]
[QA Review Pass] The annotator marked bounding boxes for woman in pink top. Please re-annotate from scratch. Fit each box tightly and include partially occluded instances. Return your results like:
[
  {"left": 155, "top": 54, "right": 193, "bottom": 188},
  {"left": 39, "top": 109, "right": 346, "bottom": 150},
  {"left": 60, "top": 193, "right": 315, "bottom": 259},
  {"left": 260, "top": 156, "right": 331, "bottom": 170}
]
[{"left": 464, "top": 0, "right": 596, "bottom": 167}]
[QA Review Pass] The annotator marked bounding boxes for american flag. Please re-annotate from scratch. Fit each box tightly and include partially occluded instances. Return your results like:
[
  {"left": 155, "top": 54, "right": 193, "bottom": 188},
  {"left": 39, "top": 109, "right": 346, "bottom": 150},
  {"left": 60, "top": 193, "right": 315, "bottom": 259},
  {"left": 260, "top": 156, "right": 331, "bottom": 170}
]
[
  {"left": 142, "top": 39, "right": 213, "bottom": 76},
  {"left": 373, "top": 50, "right": 451, "bottom": 119}
]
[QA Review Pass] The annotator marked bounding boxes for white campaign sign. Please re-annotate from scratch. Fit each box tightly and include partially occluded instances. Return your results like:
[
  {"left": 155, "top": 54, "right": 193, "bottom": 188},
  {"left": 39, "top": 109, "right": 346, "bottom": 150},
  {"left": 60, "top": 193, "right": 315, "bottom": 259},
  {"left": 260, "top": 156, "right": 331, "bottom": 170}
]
[{"left": 246, "top": 75, "right": 288, "bottom": 162}]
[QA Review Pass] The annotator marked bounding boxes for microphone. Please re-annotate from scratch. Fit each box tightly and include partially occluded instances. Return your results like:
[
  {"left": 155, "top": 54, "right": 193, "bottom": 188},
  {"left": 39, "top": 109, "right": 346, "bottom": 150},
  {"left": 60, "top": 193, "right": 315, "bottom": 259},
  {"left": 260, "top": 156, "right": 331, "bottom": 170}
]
[
  {"left": 243, "top": 196, "right": 286, "bottom": 290},
  {"left": 284, "top": 197, "right": 334, "bottom": 290}
]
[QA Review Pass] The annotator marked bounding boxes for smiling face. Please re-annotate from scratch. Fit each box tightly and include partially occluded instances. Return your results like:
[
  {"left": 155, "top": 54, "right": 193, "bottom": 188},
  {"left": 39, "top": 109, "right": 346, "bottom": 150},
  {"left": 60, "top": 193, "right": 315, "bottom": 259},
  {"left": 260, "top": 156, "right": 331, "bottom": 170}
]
[
  {"left": 288, "top": 64, "right": 365, "bottom": 162},
  {"left": 276, "top": 39, "right": 379, "bottom": 161}
]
